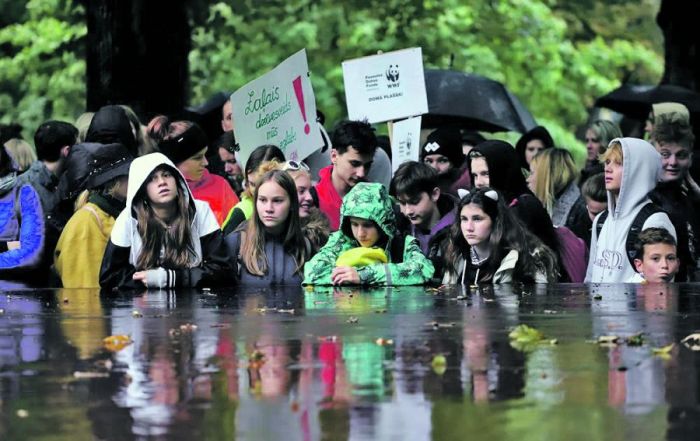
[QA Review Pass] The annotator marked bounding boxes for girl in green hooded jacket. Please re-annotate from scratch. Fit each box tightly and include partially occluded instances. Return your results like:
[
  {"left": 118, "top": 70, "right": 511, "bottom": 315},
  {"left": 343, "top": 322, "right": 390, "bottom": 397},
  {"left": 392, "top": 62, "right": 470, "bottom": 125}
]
[{"left": 303, "top": 182, "right": 434, "bottom": 286}]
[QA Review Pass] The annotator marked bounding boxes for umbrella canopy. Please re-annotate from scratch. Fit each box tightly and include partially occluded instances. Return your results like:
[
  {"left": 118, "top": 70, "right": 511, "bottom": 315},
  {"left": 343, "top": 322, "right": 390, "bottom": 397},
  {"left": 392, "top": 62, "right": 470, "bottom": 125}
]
[
  {"left": 180, "top": 91, "right": 231, "bottom": 143},
  {"left": 423, "top": 69, "right": 537, "bottom": 133},
  {"left": 595, "top": 84, "right": 700, "bottom": 120}
]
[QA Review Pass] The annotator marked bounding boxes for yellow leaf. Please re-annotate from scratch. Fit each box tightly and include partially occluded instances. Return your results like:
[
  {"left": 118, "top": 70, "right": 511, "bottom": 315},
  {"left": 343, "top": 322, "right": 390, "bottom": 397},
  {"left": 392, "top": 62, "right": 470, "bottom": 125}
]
[{"left": 102, "top": 335, "right": 132, "bottom": 352}]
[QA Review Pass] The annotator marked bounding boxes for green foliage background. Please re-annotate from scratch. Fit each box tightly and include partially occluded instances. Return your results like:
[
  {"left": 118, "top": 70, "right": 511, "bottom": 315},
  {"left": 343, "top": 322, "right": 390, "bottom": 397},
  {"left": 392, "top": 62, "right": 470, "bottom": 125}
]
[{"left": 1, "top": 0, "right": 664, "bottom": 162}]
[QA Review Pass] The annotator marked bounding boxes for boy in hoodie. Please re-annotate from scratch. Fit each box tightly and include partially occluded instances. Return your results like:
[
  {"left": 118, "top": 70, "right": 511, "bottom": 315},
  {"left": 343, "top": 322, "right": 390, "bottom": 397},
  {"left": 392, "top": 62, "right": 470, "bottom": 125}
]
[
  {"left": 303, "top": 182, "right": 434, "bottom": 286},
  {"left": 391, "top": 161, "right": 456, "bottom": 280},
  {"left": 585, "top": 138, "right": 676, "bottom": 283}
]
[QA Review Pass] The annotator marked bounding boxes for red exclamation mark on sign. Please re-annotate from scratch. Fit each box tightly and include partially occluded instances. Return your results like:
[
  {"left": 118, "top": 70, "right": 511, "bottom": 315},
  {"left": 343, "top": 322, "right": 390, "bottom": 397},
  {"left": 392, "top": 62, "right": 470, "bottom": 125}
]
[{"left": 293, "top": 75, "right": 311, "bottom": 135}]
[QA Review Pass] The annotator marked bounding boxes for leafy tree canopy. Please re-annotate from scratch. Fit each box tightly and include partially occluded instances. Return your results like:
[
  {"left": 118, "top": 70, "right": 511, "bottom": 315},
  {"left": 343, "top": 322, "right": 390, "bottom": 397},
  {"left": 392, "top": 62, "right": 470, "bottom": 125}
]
[
  {"left": 190, "top": 0, "right": 661, "bottom": 163},
  {"left": 0, "top": 0, "right": 85, "bottom": 137},
  {"left": 1, "top": 0, "right": 663, "bottom": 162}
]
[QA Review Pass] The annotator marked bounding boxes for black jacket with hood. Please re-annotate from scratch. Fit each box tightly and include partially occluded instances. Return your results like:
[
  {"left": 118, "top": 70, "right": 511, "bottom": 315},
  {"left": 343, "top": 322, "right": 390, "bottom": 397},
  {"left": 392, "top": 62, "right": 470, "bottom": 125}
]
[{"left": 468, "top": 140, "right": 552, "bottom": 243}]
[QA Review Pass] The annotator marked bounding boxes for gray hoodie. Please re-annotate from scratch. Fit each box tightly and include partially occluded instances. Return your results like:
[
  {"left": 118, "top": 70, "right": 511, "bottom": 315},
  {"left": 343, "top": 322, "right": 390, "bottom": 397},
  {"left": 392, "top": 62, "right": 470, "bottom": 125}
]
[{"left": 585, "top": 138, "right": 676, "bottom": 283}]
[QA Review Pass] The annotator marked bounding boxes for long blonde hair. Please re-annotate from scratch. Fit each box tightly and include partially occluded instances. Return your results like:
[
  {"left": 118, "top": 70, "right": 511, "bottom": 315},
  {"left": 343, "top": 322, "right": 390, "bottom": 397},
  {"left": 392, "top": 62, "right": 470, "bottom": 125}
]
[
  {"left": 133, "top": 166, "right": 196, "bottom": 270},
  {"left": 240, "top": 170, "right": 307, "bottom": 276},
  {"left": 530, "top": 148, "right": 579, "bottom": 216}
]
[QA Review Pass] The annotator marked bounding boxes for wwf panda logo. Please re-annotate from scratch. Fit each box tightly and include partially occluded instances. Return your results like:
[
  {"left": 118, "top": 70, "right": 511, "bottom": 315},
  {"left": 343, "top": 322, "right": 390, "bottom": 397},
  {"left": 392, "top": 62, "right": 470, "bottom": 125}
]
[{"left": 386, "top": 65, "right": 399, "bottom": 82}]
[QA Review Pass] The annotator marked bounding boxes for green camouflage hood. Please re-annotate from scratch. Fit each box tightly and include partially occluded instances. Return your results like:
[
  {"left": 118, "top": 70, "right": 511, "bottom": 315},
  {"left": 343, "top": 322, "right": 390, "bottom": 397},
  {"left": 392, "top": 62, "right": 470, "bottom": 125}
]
[{"left": 340, "top": 182, "right": 396, "bottom": 244}]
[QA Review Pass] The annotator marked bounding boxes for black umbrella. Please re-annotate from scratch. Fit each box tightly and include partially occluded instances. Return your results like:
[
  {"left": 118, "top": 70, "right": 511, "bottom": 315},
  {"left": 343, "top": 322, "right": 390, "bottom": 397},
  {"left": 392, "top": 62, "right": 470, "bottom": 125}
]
[
  {"left": 423, "top": 69, "right": 537, "bottom": 133},
  {"left": 595, "top": 84, "right": 700, "bottom": 120},
  {"left": 180, "top": 91, "right": 231, "bottom": 143}
]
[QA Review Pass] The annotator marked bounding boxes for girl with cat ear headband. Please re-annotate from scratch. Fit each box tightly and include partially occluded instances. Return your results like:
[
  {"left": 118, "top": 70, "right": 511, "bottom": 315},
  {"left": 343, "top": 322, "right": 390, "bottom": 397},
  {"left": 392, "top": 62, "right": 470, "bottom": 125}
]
[{"left": 444, "top": 187, "right": 559, "bottom": 285}]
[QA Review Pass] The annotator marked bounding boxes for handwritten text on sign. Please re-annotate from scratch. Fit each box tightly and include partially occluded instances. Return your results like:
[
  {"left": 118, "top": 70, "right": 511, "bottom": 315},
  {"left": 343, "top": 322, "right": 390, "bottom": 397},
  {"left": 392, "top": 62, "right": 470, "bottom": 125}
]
[{"left": 232, "top": 49, "right": 322, "bottom": 167}]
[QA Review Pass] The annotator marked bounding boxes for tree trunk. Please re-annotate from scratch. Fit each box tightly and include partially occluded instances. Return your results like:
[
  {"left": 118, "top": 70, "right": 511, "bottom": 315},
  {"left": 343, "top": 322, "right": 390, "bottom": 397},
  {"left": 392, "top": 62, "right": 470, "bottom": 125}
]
[
  {"left": 86, "top": 0, "right": 190, "bottom": 121},
  {"left": 657, "top": 0, "right": 700, "bottom": 89}
]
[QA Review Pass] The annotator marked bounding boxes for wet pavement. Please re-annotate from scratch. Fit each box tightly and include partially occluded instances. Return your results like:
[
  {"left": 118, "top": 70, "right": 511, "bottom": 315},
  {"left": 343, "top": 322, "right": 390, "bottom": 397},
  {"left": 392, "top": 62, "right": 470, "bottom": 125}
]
[{"left": 2, "top": 283, "right": 700, "bottom": 440}]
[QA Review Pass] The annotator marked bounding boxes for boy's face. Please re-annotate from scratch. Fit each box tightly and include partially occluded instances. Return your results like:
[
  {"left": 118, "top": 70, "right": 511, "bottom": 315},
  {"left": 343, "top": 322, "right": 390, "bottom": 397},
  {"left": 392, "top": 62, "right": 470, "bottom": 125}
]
[
  {"left": 634, "top": 243, "right": 679, "bottom": 283},
  {"left": 397, "top": 188, "right": 440, "bottom": 229},
  {"left": 584, "top": 196, "right": 607, "bottom": 222},
  {"left": 349, "top": 216, "right": 380, "bottom": 248},
  {"left": 331, "top": 146, "right": 374, "bottom": 192},
  {"left": 657, "top": 142, "right": 692, "bottom": 183},
  {"left": 604, "top": 158, "right": 623, "bottom": 194}
]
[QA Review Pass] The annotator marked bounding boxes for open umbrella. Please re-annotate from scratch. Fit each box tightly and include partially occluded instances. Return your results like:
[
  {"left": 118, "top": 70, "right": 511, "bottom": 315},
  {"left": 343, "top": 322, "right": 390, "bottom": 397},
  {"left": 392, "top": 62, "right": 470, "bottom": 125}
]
[
  {"left": 423, "top": 69, "right": 537, "bottom": 133},
  {"left": 180, "top": 91, "right": 231, "bottom": 142},
  {"left": 595, "top": 84, "right": 700, "bottom": 120}
]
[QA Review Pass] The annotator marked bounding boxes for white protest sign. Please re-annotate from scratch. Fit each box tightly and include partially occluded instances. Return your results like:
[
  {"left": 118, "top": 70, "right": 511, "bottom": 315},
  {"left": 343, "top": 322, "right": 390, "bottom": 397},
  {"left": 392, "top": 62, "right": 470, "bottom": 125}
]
[
  {"left": 342, "top": 47, "right": 428, "bottom": 124},
  {"left": 231, "top": 49, "right": 322, "bottom": 167},
  {"left": 391, "top": 116, "right": 422, "bottom": 173}
]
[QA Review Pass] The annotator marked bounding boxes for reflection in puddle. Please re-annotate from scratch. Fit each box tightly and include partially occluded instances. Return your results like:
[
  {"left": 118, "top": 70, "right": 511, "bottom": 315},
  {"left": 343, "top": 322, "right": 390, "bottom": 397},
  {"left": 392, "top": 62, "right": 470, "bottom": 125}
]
[{"left": 0, "top": 284, "right": 699, "bottom": 440}]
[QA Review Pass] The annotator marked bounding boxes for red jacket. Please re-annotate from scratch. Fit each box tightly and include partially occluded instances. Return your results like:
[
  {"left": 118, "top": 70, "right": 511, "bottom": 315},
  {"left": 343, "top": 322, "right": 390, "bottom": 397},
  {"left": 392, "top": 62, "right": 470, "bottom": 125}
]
[
  {"left": 315, "top": 165, "right": 342, "bottom": 231},
  {"left": 188, "top": 170, "right": 239, "bottom": 226}
]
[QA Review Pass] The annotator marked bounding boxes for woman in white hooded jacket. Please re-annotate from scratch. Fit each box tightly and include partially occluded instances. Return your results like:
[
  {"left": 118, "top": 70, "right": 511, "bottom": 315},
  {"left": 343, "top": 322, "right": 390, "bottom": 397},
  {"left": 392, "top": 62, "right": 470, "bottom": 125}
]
[
  {"left": 585, "top": 138, "right": 676, "bottom": 283},
  {"left": 100, "top": 153, "right": 232, "bottom": 289}
]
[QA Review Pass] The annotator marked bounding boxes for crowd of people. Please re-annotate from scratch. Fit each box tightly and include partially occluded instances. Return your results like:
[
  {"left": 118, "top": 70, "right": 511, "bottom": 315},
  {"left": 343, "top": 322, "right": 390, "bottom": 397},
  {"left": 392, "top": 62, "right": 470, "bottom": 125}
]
[{"left": 0, "top": 99, "right": 696, "bottom": 289}]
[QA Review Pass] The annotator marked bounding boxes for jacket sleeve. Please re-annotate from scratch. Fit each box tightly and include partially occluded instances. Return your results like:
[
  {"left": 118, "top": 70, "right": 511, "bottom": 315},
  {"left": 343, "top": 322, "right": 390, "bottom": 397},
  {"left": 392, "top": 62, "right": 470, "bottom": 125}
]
[
  {"left": 174, "top": 229, "right": 234, "bottom": 287},
  {"left": 357, "top": 236, "right": 435, "bottom": 286},
  {"left": 222, "top": 207, "right": 246, "bottom": 236},
  {"left": 100, "top": 240, "right": 141, "bottom": 290},
  {"left": 303, "top": 231, "right": 348, "bottom": 285},
  {"left": 0, "top": 185, "right": 44, "bottom": 270}
]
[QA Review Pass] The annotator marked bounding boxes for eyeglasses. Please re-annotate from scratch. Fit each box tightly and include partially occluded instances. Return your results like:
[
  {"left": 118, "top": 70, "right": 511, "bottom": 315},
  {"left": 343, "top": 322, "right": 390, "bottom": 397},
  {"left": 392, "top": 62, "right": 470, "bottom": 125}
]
[{"left": 282, "top": 160, "right": 310, "bottom": 172}]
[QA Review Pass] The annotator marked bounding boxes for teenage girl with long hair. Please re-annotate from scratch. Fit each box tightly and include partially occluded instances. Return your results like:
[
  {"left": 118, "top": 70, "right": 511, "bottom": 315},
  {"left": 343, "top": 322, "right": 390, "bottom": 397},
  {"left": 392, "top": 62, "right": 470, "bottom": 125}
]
[
  {"left": 443, "top": 187, "right": 559, "bottom": 284},
  {"left": 100, "top": 153, "right": 232, "bottom": 289},
  {"left": 225, "top": 169, "right": 309, "bottom": 286}
]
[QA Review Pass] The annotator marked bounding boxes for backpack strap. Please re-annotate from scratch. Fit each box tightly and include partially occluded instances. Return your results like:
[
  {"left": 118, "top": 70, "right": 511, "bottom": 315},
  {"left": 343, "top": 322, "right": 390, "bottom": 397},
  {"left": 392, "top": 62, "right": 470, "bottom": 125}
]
[
  {"left": 624, "top": 202, "right": 664, "bottom": 268},
  {"left": 595, "top": 209, "right": 608, "bottom": 240},
  {"left": 13, "top": 185, "right": 22, "bottom": 228}
]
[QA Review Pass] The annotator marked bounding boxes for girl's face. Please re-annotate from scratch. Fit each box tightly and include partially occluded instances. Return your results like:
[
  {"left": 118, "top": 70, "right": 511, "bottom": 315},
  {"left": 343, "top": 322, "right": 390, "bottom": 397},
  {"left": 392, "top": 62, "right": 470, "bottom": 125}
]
[
  {"left": 524, "top": 140, "right": 545, "bottom": 165},
  {"left": 178, "top": 147, "right": 208, "bottom": 182},
  {"left": 423, "top": 154, "right": 452, "bottom": 175},
  {"left": 256, "top": 180, "right": 291, "bottom": 233},
  {"left": 585, "top": 129, "right": 601, "bottom": 161},
  {"left": 470, "top": 157, "right": 490, "bottom": 188},
  {"left": 146, "top": 168, "right": 178, "bottom": 207},
  {"left": 246, "top": 170, "right": 260, "bottom": 194},
  {"left": 293, "top": 173, "right": 313, "bottom": 218},
  {"left": 349, "top": 216, "right": 380, "bottom": 248},
  {"left": 460, "top": 203, "right": 493, "bottom": 247}
]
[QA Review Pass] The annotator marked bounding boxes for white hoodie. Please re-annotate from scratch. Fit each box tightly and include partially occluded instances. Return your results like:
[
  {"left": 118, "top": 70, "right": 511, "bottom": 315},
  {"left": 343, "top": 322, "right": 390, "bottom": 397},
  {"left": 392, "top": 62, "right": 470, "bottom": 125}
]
[
  {"left": 110, "top": 153, "right": 219, "bottom": 268},
  {"left": 585, "top": 138, "right": 676, "bottom": 283}
]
